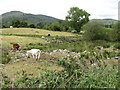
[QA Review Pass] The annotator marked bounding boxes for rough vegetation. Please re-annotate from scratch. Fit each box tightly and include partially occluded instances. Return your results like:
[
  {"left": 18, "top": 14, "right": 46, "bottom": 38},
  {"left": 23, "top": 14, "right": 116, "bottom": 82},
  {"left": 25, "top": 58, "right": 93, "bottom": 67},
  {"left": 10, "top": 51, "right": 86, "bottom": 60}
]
[
  {"left": 0, "top": 7, "right": 120, "bottom": 88},
  {"left": 0, "top": 28, "right": 120, "bottom": 89}
]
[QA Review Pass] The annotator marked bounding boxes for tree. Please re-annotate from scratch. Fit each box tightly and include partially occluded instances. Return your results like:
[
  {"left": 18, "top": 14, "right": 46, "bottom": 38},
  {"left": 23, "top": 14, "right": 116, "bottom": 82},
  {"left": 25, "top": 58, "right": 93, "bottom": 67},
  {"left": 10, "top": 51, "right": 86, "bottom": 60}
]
[
  {"left": 2, "top": 23, "right": 9, "bottom": 28},
  {"left": 11, "top": 20, "right": 21, "bottom": 28},
  {"left": 66, "top": 7, "right": 90, "bottom": 32},
  {"left": 49, "top": 22, "right": 62, "bottom": 31},
  {"left": 11, "top": 20, "right": 28, "bottom": 28},
  {"left": 29, "top": 24, "right": 36, "bottom": 28},
  {"left": 36, "top": 22, "right": 44, "bottom": 29},
  {"left": 20, "top": 21, "right": 28, "bottom": 27}
]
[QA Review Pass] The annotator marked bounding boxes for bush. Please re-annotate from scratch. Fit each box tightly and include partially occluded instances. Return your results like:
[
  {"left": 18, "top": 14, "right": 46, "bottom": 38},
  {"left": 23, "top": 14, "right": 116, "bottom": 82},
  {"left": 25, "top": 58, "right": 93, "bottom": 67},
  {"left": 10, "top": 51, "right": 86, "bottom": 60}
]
[
  {"left": 112, "top": 22, "right": 120, "bottom": 41},
  {"left": 102, "top": 43, "right": 111, "bottom": 48},
  {"left": 2, "top": 53, "right": 118, "bottom": 88},
  {"left": 114, "top": 43, "right": 120, "bottom": 49},
  {"left": 2, "top": 50, "right": 11, "bottom": 64},
  {"left": 83, "top": 21, "right": 116, "bottom": 41}
]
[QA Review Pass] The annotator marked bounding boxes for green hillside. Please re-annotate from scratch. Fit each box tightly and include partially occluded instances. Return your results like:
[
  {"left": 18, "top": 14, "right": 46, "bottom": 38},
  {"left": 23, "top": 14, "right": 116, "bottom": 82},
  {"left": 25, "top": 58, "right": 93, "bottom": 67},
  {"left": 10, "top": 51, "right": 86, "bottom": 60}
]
[
  {"left": 1, "top": 11, "right": 118, "bottom": 25},
  {"left": 91, "top": 19, "right": 118, "bottom": 25},
  {"left": 1, "top": 11, "right": 61, "bottom": 23}
]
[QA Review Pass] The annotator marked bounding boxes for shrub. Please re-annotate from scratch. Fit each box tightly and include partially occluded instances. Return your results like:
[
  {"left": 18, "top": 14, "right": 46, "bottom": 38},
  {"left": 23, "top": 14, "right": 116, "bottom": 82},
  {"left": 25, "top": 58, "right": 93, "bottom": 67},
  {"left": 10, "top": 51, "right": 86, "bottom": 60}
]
[
  {"left": 114, "top": 43, "right": 120, "bottom": 49},
  {"left": 102, "top": 43, "right": 111, "bottom": 48},
  {"left": 83, "top": 21, "right": 116, "bottom": 41},
  {"left": 112, "top": 22, "right": 120, "bottom": 41},
  {"left": 1, "top": 48, "right": 118, "bottom": 88},
  {"left": 2, "top": 50, "right": 11, "bottom": 64}
]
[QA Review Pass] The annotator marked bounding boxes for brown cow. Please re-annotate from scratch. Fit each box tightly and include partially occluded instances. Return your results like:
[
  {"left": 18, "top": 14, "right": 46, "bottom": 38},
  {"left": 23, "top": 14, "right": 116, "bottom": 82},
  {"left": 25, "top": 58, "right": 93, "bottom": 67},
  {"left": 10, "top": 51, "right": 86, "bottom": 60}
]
[{"left": 13, "top": 43, "right": 20, "bottom": 51}]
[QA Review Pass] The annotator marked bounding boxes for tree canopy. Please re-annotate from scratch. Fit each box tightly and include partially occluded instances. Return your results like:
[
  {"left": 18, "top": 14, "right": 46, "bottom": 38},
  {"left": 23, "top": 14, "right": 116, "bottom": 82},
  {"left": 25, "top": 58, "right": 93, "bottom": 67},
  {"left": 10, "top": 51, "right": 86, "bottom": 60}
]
[{"left": 66, "top": 7, "right": 90, "bottom": 32}]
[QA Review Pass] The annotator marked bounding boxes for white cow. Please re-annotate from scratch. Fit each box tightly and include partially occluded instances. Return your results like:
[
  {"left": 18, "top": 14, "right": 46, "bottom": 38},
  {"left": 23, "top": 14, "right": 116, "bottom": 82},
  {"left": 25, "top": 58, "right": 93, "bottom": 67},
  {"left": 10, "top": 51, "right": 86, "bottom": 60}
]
[
  {"left": 26, "top": 49, "right": 41, "bottom": 60},
  {"left": 10, "top": 26, "right": 13, "bottom": 28}
]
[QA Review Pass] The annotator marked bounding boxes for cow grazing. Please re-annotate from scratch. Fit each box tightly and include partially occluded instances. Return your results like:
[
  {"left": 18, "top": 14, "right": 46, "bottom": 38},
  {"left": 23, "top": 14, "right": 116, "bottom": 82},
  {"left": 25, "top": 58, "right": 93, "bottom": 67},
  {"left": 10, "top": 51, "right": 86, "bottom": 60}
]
[
  {"left": 26, "top": 49, "right": 41, "bottom": 60},
  {"left": 13, "top": 43, "right": 20, "bottom": 51},
  {"left": 48, "top": 34, "right": 51, "bottom": 36},
  {"left": 10, "top": 26, "right": 13, "bottom": 28}
]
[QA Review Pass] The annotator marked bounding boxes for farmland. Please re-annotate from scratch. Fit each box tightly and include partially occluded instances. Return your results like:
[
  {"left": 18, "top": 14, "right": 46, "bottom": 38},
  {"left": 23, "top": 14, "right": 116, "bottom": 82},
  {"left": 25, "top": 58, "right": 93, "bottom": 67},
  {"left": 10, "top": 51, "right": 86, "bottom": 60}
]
[{"left": 0, "top": 28, "right": 119, "bottom": 88}]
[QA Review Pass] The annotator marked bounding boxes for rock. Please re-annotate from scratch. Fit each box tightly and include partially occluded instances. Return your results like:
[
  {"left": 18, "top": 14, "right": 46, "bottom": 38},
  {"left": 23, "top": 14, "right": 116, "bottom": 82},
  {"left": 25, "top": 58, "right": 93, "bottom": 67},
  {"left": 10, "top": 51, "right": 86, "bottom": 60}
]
[
  {"left": 63, "top": 49, "right": 70, "bottom": 53},
  {"left": 41, "top": 36, "right": 45, "bottom": 39},
  {"left": 113, "top": 56, "right": 120, "bottom": 60},
  {"left": 16, "top": 54, "right": 26, "bottom": 59},
  {"left": 0, "top": 64, "right": 4, "bottom": 67},
  {"left": 9, "top": 54, "right": 27, "bottom": 64}
]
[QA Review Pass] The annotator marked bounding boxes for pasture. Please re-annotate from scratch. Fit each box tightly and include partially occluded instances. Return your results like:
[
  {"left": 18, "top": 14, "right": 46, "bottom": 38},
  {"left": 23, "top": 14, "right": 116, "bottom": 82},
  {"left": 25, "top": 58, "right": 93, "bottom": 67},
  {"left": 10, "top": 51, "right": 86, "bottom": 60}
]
[
  {"left": 1, "top": 28, "right": 119, "bottom": 88},
  {"left": 0, "top": 28, "right": 76, "bottom": 48},
  {"left": 2, "top": 36, "right": 46, "bottom": 48},
  {"left": 1, "top": 28, "right": 76, "bottom": 36}
]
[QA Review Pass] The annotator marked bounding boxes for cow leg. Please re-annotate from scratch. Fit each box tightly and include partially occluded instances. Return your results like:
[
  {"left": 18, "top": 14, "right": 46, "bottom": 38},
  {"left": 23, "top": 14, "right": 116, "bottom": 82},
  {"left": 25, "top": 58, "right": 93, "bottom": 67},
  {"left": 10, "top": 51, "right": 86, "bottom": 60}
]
[
  {"left": 35, "top": 54, "right": 38, "bottom": 60},
  {"left": 38, "top": 53, "right": 40, "bottom": 60},
  {"left": 32, "top": 54, "right": 35, "bottom": 60}
]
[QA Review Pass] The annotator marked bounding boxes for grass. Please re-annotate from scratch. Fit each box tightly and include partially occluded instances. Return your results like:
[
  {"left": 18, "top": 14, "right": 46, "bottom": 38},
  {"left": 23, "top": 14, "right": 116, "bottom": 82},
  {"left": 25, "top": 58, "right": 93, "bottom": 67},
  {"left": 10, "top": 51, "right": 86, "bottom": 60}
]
[
  {"left": 1, "top": 28, "right": 77, "bottom": 48},
  {"left": 2, "top": 54, "right": 118, "bottom": 88},
  {"left": 2, "top": 35, "right": 46, "bottom": 48},
  {"left": 2, "top": 59, "right": 64, "bottom": 80},
  {"left": 1, "top": 28, "right": 77, "bottom": 36},
  {"left": 1, "top": 28, "right": 119, "bottom": 88}
]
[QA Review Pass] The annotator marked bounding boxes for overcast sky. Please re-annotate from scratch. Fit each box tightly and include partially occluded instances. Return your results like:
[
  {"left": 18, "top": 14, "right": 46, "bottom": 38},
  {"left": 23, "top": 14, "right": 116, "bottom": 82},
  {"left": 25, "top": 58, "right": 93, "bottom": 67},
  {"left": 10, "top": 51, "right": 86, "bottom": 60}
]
[{"left": 0, "top": 0, "right": 119, "bottom": 20}]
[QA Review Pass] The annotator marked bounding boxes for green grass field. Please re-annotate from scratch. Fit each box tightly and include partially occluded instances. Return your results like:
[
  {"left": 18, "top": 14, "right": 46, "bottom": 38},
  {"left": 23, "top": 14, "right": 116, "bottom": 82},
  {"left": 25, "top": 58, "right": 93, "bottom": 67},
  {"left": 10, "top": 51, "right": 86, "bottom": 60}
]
[
  {"left": 1, "top": 28, "right": 77, "bottom": 79},
  {"left": 2, "top": 36, "right": 46, "bottom": 48},
  {"left": 0, "top": 28, "right": 78, "bottom": 50},
  {"left": 0, "top": 28, "right": 77, "bottom": 48},
  {"left": 1, "top": 28, "right": 76, "bottom": 36}
]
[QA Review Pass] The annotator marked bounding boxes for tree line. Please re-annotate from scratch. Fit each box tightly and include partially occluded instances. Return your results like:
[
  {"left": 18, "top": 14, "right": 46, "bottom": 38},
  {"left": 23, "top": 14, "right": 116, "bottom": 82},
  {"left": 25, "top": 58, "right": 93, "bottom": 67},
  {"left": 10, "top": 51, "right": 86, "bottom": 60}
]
[
  {"left": 2, "top": 7, "right": 90, "bottom": 32},
  {"left": 2, "top": 7, "right": 120, "bottom": 41}
]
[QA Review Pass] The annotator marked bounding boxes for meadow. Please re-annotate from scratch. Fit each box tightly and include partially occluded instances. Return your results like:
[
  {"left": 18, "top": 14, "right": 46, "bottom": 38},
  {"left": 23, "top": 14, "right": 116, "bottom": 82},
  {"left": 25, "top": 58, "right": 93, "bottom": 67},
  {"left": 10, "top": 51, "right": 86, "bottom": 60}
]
[
  {"left": 1, "top": 28, "right": 76, "bottom": 36},
  {"left": 0, "top": 28, "right": 119, "bottom": 89},
  {"left": 0, "top": 28, "right": 76, "bottom": 48}
]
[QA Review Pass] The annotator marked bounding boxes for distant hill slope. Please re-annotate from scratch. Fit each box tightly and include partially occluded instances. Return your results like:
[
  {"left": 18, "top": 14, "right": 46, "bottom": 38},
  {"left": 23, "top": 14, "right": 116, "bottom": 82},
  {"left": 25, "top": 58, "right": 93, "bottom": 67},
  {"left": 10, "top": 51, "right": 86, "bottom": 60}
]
[
  {"left": 1, "top": 11, "right": 118, "bottom": 25},
  {"left": 1, "top": 11, "right": 61, "bottom": 23},
  {"left": 91, "top": 19, "right": 118, "bottom": 25}
]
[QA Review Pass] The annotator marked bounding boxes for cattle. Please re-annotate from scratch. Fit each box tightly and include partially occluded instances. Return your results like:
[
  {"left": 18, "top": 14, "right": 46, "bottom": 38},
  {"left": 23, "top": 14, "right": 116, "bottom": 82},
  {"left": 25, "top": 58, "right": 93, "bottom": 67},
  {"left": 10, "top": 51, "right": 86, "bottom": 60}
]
[
  {"left": 10, "top": 26, "right": 13, "bottom": 28},
  {"left": 13, "top": 43, "right": 20, "bottom": 51},
  {"left": 26, "top": 49, "right": 41, "bottom": 60},
  {"left": 48, "top": 34, "right": 51, "bottom": 36}
]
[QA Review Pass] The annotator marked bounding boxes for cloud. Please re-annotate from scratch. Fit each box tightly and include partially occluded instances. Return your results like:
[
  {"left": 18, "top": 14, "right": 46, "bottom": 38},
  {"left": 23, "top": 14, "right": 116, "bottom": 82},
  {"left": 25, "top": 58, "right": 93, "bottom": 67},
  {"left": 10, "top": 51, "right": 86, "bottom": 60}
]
[
  {"left": 98, "top": 14, "right": 117, "bottom": 18},
  {"left": 0, "top": 0, "right": 119, "bottom": 20}
]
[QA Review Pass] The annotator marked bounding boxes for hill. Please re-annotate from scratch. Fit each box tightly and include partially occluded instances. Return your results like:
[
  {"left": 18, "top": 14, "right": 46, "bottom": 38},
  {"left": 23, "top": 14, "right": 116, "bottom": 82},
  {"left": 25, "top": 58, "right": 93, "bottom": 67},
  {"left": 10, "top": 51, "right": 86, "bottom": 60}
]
[
  {"left": 91, "top": 18, "right": 118, "bottom": 25},
  {"left": 1, "top": 11, "right": 118, "bottom": 25},
  {"left": 1, "top": 11, "right": 61, "bottom": 23}
]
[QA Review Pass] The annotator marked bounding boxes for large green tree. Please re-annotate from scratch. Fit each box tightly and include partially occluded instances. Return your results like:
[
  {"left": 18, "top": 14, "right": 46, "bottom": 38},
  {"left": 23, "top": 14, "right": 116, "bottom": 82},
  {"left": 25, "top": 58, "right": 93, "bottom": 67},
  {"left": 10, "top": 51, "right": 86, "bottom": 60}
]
[{"left": 66, "top": 7, "right": 90, "bottom": 32}]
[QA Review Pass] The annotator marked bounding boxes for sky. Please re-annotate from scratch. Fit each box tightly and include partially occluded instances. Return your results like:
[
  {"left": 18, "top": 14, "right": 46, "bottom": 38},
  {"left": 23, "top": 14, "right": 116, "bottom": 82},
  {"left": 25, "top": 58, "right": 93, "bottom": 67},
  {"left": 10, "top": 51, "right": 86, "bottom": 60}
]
[{"left": 0, "top": 0, "right": 119, "bottom": 20}]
